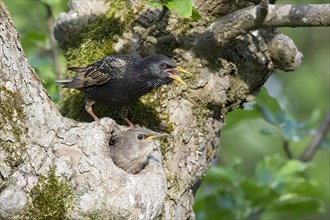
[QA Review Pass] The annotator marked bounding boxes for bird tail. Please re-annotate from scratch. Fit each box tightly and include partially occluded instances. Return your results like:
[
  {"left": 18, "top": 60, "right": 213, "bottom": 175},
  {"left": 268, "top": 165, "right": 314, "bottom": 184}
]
[
  {"left": 67, "top": 66, "right": 87, "bottom": 73},
  {"left": 54, "top": 78, "right": 75, "bottom": 88},
  {"left": 54, "top": 79, "right": 72, "bottom": 84},
  {"left": 54, "top": 65, "right": 89, "bottom": 88},
  {"left": 55, "top": 72, "right": 87, "bottom": 89}
]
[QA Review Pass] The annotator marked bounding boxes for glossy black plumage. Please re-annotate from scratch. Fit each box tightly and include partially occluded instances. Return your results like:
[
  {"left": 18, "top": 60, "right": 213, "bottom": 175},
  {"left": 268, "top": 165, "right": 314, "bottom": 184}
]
[{"left": 58, "top": 54, "right": 188, "bottom": 126}]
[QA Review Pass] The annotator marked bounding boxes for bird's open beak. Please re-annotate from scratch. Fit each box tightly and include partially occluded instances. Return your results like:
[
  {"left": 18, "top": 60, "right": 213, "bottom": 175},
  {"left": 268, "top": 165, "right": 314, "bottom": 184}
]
[
  {"left": 168, "top": 73, "right": 187, "bottom": 86},
  {"left": 166, "top": 66, "right": 190, "bottom": 86},
  {"left": 145, "top": 133, "right": 169, "bottom": 140},
  {"left": 174, "top": 66, "right": 191, "bottom": 74}
]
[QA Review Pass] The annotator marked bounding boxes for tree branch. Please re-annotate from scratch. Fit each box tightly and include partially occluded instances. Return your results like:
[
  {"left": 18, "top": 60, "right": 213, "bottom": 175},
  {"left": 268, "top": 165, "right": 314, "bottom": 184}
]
[
  {"left": 300, "top": 110, "right": 330, "bottom": 162},
  {"left": 196, "top": 4, "right": 330, "bottom": 47}
]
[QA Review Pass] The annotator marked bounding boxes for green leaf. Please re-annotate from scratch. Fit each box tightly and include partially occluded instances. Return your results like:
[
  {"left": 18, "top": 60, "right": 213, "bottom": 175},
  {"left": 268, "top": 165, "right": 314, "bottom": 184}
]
[
  {"left": 257, "top": 105, "right": 278, "bottom": 125},
  {"left": 195, "top": 153, "right": 327, "bottom": 220},
  {"left": 266, "top": 195, "right": 323, "bottom": 217},
  {"left": 260, "top": 127, "right": 278, "bottom": 137},
  {"left": 164, "top": 0, "right": 193, "bottom": 18},
  {"left": 277, "top": 160, "right": 310, "bottom": 179},
  {"left": 196, "top": 190, "right": 246, "bottom": 220},
  {"left": 204, "top": 166, "right": 242, "bottom": 187},
  {"left": 241, "top": 180, "right": 279, "bottom": 206},
  {"left": 284, "top": 178, "right": 327, "bottom": 201},
  {"left": 278, "top": 114, "right": 310, "bottom": 141},
  {"left": 146, "top": 0, "right": 163, "bottom": 7},
  {"left": 191, "top": 7, "right": 202, "bottom": 20},
  {"left": 224, "top": 108, "right": 261, "bottom": 130},
  {"left": 254, "top": 155, "right": 286, "bottom": 186},
  {"left": 256, "top": 87, "right": 282, "bottom": 115},
  {"left": 257, "top": 105, "right": 314, "bottom": 142}
]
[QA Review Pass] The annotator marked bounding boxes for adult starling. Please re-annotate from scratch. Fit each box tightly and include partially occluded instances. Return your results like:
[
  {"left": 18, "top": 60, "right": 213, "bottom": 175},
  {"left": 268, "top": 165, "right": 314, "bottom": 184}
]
[
  {"left": 57, "top": 54, "right": 189, "bottom": 126},
  {"left": 109, "top": 126, "right": 168, "bottom": 174}
]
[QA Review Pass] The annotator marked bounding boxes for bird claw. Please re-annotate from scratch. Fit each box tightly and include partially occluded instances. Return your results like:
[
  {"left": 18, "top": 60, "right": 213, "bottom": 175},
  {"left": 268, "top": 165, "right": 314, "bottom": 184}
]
[{"left": 123, "top": 117, "right": 134, "bottom": 128}]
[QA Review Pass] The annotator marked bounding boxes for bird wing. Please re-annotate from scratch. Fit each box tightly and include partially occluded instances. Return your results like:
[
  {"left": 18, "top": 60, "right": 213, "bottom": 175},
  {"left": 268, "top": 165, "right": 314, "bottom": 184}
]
[
  {"left": 81, "top": 59, "right": 111, "bottom": 86},
  {"left": 64, "top": 55, "right": 140, "bottom": 89}
]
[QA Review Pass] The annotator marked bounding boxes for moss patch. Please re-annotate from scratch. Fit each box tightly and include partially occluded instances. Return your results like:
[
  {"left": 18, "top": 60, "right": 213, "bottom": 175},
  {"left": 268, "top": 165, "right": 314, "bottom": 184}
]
[
  {"left": 22, "top": 166, "right": 74, "bottom": 219},
  {"left": 63, "top": 0, "right": 137, "bottom": 68},
  {"left": 0, "top": 86, "right": 27, "bottom": 167}
]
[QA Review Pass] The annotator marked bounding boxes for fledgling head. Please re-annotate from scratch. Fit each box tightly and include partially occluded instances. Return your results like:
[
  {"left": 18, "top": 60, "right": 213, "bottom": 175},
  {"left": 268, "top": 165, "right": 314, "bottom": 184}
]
[
  {"left": 109, "top": 126, "right": 168, "bottom": 174},
  {"left": 137, "top": 54, "right": 188, "bottom": 87}
]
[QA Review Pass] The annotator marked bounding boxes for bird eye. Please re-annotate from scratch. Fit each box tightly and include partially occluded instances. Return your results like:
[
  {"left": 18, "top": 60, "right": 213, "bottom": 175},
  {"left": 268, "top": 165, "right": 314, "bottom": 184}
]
[
  {"left": 137, "top": 134, "right": 144, "bottom": 140},
  {"left": 159, "top": 62, "right": 166, "bottom": 68}
]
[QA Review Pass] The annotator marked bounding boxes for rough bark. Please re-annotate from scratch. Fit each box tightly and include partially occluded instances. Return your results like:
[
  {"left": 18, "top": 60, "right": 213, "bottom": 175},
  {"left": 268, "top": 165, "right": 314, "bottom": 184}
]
[{"left": 1, "top": 0, "right": 328, "bottom": 219}]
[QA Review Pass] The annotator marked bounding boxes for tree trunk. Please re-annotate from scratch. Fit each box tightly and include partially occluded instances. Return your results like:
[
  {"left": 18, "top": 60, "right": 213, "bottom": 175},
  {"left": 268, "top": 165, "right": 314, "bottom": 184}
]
[{"left": 1, "top": 0, "right": 323, "bottom": 219}]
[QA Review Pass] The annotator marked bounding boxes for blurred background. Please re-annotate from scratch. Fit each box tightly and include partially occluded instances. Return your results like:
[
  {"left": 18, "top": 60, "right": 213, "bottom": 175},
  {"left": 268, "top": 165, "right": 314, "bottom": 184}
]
[{"left": 4, "top": 0, "right": 329, "bottom": 219}]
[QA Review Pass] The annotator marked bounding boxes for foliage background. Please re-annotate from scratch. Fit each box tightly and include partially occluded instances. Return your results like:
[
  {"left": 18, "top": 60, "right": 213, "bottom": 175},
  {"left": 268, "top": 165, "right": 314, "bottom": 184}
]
[{"left": 5, "top": 0, "right": 329, "bottom": 219}]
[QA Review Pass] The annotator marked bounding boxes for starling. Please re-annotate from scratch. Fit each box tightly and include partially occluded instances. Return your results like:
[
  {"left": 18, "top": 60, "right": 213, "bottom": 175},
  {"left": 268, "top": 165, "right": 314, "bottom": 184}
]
[
  {"left": 57, "top": 54, "right": 189, "bottom": 126},
  {"left": 109, "top": 126, "right": 168, "bottom": 174}
]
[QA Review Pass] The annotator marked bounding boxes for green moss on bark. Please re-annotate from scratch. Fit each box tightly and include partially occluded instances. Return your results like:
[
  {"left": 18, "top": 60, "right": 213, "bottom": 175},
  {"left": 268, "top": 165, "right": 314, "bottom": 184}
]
[
  {"left": 22, "top": 167, "right": 74, "bottom": 219},
  {"left": 0, "top": 86, "right": 27, "bottom": 167},
  {"left": 63, "top": 0, "right": 137, "bottom": 68}
]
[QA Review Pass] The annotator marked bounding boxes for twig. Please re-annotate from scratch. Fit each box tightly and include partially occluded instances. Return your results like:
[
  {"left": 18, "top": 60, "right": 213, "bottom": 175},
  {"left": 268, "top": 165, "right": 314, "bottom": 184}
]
[
  {"left": 300, "top": 110, "right": 330, "bottom": 162},
  {"left": 283, "top": 139, "right": 293, "bottom": 159}
]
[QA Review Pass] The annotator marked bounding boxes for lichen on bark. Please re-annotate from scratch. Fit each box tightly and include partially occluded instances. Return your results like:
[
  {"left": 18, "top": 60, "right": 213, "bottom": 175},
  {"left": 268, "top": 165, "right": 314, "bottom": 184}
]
[
  {"left": 0, "top": 85, "right": 28, "bottom": 169},
  {"left": 21, "top": 166, "right": 74, "bottom": 219}
]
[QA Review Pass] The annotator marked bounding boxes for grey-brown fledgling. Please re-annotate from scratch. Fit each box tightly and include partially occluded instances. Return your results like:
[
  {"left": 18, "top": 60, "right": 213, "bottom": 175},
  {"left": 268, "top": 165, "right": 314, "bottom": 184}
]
[{"left": 109, "top": 127, "right": 168, "bottom": 174}]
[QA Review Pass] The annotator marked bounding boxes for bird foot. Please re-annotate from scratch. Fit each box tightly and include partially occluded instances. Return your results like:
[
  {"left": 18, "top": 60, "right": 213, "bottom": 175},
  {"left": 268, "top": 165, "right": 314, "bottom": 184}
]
[
  {"left": 87, "top": 109, "right": 99, "bottom": 121},
  {"left": 85, "top": 100, "right": 99, "bottom": 121},
  {"left": 123, "top": 117, "right": 134, "bottom": 128}
]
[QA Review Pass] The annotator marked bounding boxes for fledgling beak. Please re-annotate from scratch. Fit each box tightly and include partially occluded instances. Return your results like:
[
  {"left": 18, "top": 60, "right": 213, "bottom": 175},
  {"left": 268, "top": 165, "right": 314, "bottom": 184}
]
[
  {"left": 174, "top": 66, "right": 191, "bottom": 74},
  {"left": 168, "top": 73, "right": 187, "bottom": 86},
  {"left": 165, "top": 66, "right": 190, "bottom": 86},
  {"left": 145, "top": 133, "right": 170, "bottom": 140}
]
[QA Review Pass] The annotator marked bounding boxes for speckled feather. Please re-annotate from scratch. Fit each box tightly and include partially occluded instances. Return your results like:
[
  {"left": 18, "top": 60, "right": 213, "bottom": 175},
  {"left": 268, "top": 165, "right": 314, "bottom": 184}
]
[
  {"left": 63, "top": 54, "right": 140, "bottom": 89},
  {"left": 62, "top": 54, "right": 178, "bottom": 106},
  {"left": 57, "top": 54, "right": 187, "bottom": 125}
]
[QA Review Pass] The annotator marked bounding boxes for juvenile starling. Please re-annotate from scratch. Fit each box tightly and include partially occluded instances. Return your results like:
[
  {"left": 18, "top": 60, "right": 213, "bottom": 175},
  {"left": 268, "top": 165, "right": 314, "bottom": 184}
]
[
  {"left": 57, "top": 54, "right": 189, "bottom": 126},
  {"left": 109, "top": 126, "right": 168, "bottom": 174}
]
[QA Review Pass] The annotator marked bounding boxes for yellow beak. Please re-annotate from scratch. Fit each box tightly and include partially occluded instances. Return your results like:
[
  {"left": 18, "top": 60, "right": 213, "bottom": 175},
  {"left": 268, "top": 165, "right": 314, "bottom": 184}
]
[
  {"left": 145, "top": 133, "right": 169, "bottom": 140},
  {"left": 168, "top": 73, "right": 187, "bottom": 86},
  {"left": 163, "top": 65, "right": 190, "bottom": 86},
  {"left": 174, "top": 66, "right": 191, "bottom": 74}
]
